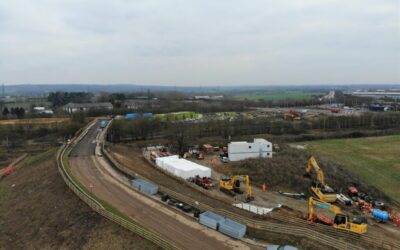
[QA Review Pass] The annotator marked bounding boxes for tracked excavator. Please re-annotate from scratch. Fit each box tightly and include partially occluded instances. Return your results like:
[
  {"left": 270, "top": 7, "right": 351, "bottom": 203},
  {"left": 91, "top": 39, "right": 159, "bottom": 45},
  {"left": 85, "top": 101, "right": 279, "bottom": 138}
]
[
  {"left": 305, "top": 156, "right": 337, "bottom": 203},
  {"left": 308, "top": 197, "right": 367, "bottom": 234},
  {"left": 219, "top": 175, "right": 254, "bottom": 202}
]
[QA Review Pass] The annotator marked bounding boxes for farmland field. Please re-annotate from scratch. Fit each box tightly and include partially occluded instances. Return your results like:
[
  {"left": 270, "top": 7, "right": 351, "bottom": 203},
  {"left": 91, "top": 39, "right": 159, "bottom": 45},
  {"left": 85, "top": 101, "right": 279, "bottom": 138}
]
[
  {"left": 232, "top": 90, "right": 324, "bottom": 101},
  {"left": 307, "top": 135, "right": 400, "bottom": 202},
  {"left": 0, "top": 117, "right": 68, "bottom": 126}
]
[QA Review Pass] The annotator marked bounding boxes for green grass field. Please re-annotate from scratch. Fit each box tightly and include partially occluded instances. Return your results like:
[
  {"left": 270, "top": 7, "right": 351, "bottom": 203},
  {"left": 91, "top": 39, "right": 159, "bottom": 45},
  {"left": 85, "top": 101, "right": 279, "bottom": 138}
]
[
  {"left": 307, "top": 135, "right": 400, "bottom": 202},
  {"left": 232, "top": 90, "right": 324, "bottom": 101}
]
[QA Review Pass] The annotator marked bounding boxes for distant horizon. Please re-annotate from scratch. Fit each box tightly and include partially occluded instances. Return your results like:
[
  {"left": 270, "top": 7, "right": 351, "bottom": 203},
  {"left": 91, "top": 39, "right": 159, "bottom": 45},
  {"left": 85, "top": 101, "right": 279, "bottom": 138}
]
[{"left": 3, "top": 82, "right": 400, "bottom": 87}]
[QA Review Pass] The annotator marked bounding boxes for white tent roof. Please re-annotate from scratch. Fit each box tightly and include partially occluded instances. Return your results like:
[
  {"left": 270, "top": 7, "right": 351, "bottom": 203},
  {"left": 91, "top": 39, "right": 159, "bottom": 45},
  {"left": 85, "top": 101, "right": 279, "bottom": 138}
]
[{"left": 155, "top": 155, "right": 211, "bottom": 179}]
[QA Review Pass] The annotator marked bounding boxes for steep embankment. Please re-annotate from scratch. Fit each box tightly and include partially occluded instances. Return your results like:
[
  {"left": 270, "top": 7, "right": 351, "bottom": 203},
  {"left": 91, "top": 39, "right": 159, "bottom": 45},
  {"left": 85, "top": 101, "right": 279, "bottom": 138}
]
[{"left": 0, "top": 150, "right": 158, "bottom": 250}]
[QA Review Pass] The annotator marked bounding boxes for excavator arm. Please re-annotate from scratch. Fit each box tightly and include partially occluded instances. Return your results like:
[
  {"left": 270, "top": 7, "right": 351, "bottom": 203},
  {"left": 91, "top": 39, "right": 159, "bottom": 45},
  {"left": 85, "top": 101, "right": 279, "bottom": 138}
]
[
  {"left": 309, "top": 197, "right": 342, "bottom": 220},
  {"left": 306, "top": 156, "right": 325, "bottom": 185},
  {"left": 308, "top": 197, "right": 367, "bottom": 234},
  {"left": 220, "top": 175, "right": 254, "bottom": 202},
  {"left": 244, "top": 175, "right": 252, "bottom": 198}
]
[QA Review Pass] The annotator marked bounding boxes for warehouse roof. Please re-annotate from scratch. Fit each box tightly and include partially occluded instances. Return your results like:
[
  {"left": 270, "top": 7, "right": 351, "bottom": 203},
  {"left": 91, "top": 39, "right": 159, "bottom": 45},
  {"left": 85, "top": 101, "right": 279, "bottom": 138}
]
[{"left": 64, "top": 102, "right": 113, "bottom": 109}]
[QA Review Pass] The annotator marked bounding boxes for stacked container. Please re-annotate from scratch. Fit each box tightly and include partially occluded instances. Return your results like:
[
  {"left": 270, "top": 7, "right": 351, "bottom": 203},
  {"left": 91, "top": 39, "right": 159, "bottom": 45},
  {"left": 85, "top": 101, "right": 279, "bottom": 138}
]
[
  {"left": 218, "top": 219, "right": 247, "bottom": 239},
  {"left": 143, "top": 113, "right": 153, "bottom": 118},
  {"left": 130, "top": 179, "right": 159, "bottom": 195},
  {"left": 199, "top": 211, "right": 225, "bottom": 230}
]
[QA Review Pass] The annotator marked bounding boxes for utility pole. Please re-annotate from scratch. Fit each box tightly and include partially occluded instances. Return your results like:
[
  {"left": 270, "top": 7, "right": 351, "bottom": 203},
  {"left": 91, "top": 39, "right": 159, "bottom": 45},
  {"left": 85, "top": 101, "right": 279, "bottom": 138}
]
[{"left": 6, "top": 135, "right": 9, "bottom": 152}]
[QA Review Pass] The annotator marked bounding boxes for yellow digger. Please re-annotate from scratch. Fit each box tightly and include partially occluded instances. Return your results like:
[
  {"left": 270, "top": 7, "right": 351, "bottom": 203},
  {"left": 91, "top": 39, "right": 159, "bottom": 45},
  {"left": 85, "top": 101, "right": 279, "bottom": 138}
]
[
  {"left": 305, "top": 156, "right": 337, "bottom": 203},
  {"left": 308, "top": 197, "right": 367, "bottom": 234},
  {"left": 219, "top": 175, "right": 254, "bottom": 202}
]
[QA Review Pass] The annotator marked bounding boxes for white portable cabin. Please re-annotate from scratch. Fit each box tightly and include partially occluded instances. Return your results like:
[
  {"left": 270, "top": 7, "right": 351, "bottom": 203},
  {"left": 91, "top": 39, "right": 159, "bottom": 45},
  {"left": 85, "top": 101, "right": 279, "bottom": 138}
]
[{"left": 228, "top": 138, "right": 272, "bottom": 161}]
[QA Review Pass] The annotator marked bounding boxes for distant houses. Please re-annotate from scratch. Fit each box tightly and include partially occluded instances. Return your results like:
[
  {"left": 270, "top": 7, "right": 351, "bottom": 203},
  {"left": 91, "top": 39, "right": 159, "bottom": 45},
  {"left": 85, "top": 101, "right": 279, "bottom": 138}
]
[
  {"left": 194, "top": 95, "right": 224, "bottom": 100},
  {"left": 63, "top": 102, "right": 113, "bottom": 113}
]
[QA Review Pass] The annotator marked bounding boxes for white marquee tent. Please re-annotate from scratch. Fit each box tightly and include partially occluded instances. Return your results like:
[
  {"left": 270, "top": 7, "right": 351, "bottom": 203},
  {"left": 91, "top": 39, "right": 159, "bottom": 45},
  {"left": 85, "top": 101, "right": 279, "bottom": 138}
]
[{"left": 155, "top": 155, "right": 211, "bottom": 179}]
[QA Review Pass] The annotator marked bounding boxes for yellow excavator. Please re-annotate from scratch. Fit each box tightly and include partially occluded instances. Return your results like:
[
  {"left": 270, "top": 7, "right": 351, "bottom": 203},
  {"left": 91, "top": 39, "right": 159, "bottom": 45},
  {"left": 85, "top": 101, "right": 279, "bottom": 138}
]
[
  {"left": 305, "top": 156, "right": 337, "bottom": 203},
  {"left": 219, "top": 175, "right": 254, "bottom": 202},
  {"left": 308, "top": 197, "right": 367, "bottom": 234}
]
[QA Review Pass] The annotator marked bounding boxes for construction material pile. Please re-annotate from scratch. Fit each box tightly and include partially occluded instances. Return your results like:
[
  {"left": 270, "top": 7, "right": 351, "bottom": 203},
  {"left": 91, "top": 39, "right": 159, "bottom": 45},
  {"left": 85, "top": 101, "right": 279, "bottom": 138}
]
[{"left": 156, "top": 155, "right": 211, "bottom": 179}]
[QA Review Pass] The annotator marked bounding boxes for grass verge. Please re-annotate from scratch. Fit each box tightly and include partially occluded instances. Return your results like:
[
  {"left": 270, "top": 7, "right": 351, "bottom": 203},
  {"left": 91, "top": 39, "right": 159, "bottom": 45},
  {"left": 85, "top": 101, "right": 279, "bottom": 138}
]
[{"left": 23, "top": 148, "right": 58, "bottom": 166}]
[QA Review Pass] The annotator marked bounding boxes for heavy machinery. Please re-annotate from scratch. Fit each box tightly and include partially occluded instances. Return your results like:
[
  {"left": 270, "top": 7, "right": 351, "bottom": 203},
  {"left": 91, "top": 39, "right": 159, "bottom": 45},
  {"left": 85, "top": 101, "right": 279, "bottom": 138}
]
[
  {"left": 188, "top": 175, "right": 214, "bottom": 189},
  {"left": 219, "top": 175, "right": 254, "bottom": 202},
  {"left": 304, "top": 156, "right": 337, "bottom": 203},
  {"left": 284, "top": 110, "right": 302, "bottom": 120},
  {"left": 308, "top": 197, "right": 367, "bottom": 234}
]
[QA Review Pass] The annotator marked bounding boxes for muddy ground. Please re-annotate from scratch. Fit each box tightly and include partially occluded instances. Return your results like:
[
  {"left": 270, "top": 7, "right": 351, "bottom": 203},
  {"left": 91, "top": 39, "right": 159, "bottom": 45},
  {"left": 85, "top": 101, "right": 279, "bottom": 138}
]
[
  {"left": 0, "top": 154, "right": 158, "bottom": 250},
  {"left": 109, "top": 143, "right": 400, "bottom": 246},
  {"left": 217, "top": 147, "right": 393, "bottom": 207}
]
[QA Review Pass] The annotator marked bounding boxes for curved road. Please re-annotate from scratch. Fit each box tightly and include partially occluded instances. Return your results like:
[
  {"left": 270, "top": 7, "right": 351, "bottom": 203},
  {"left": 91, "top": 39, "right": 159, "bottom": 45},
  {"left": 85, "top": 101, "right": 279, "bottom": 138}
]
[{"left": 69, "top": 122, "right": 252, "bottom": 250}]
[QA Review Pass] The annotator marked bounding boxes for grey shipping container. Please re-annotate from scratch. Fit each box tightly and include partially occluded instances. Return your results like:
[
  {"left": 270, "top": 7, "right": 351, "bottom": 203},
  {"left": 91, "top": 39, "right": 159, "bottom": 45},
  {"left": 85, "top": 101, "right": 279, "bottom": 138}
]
[
  {"left": 130, "top": 179, "right": 159, "bottom": 195},
  {"left": 218, "top": 219, "right": 246, "bottom": 239},
  {"left": 199, "top": 211, "right": 225, "bottom": 230}
]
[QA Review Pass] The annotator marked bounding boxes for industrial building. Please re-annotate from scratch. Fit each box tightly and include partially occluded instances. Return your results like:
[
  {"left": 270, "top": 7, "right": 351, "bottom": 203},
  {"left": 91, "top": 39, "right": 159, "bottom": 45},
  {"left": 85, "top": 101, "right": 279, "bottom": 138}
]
[
  {"left": 63, "top": 102, "right": 113, "bottom": 113},
  {"left": 228, "top": 138, "right": 272, "bottom": 161},
  {"left": 352, "top": 91, "right": 400, "bottom": 99}
]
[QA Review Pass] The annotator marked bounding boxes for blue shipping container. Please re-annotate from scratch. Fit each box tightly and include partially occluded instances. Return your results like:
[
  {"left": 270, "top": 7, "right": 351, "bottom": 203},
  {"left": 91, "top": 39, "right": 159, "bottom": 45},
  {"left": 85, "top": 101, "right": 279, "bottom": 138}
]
[
  {"left": 199, "top": 211, "right": 225, "bottom": 230},
  {"left": 143, "top": 112, "right": 153, "bottom": 118},
  {"left": 218, "top": 219, "right": 246, "bottom": 239},
  {"left": 130, "top": 179, "right": 159, "bottom": 195},
  {"left": 126, "top": 113, "right": 139, "bottom": 119}
]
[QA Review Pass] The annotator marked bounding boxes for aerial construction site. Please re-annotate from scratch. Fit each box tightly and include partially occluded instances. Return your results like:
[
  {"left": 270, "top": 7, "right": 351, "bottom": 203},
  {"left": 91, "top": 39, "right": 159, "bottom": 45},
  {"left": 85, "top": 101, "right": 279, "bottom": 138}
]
[
  {"left": 1, "top": 0, "right": 400, "bottom": 248},
  {"left": 48, "top": 115, "right": 398, "bottom": 250},
  {"left": 2, "top": 88, "right": 400, "bottom": 249}
]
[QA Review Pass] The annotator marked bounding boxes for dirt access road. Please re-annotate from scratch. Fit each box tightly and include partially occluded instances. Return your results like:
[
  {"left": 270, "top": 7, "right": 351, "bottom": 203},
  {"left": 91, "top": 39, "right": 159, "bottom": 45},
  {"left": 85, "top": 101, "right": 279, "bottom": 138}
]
[
  {"left": 110, "top": 144, "right": 400, "bottom": 245},
  {"left": 69, "top": 123, "right": 252, "bottom": 250}
]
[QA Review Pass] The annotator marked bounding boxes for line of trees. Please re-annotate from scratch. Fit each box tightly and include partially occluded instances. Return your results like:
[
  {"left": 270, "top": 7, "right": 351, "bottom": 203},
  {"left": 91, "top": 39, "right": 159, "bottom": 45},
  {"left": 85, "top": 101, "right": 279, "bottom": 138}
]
[
  {"left": 2, "top": 107, "right": 25, "bottom": 119},
  {"left": 0, "top": 113, "right": 87, "bottom": 147},
  {"left": 47, "top": 92, "right": 94, "bottom": 107},
  {"left": 108, "top": 112, "right": 400, "bottom": 153}
]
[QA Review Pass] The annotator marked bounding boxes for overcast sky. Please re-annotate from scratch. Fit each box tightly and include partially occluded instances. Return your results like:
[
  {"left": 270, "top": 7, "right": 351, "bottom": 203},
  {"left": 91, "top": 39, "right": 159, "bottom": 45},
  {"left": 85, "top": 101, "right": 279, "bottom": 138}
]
[{"left": 0, "top": 0, "right": 399, "bottom": 86}]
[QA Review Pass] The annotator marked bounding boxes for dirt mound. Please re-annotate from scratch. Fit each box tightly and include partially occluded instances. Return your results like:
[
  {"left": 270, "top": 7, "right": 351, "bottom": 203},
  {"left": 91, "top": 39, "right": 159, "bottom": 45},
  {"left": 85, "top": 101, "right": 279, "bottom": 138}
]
[
  {"left": 0, "top": 154, "right": 158, "bottom": 250},
  {"left": 217, "top": 148, "right": 392, "bottom": 204}
]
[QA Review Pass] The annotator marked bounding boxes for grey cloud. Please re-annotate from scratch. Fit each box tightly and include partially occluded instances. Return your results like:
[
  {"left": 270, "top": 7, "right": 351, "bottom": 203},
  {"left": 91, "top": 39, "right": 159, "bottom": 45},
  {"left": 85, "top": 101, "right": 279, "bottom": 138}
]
[{"left": 0, "top": 0, "right": 399, "bottom": 85}]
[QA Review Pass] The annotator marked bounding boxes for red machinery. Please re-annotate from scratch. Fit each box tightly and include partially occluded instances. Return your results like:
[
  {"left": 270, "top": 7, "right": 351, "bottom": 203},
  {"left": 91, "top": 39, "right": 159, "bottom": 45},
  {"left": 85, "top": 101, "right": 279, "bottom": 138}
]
[
  {"left": 390, "top": 214, "right": 400, "bottom": 226},
  {"left": 348, "top": 186, "right": 358, "bottom": 197},
  {"left": 189, "top": 175, "right": 214, "bottom": 189},
  {"left": 0, "top": 166, "right": 15, "bottom": 178}
]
